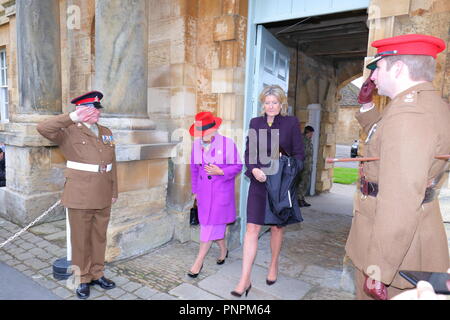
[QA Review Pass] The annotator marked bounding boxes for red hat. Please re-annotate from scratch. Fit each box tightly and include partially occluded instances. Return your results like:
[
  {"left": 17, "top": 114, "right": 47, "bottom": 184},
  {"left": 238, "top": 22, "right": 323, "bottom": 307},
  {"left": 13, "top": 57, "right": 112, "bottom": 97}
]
[
  {"left": 189, "top": 112, "right": 222, "bottom": 137},
  {"left": 366, "top": 34, "right": 446, "bottom": 70},
  {"left": 70, "top": 91, "right": 104, "bottom": 109}
]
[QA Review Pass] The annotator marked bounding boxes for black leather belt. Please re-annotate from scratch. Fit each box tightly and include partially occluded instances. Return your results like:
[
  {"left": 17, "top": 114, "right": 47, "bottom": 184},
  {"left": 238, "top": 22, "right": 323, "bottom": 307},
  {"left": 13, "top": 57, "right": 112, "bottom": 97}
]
[
  {"left": 360, "top": 178, "right": 378, "bottom": 197},
  {"left": 360, "top": 178, "right": 436, "bottom": 204}
]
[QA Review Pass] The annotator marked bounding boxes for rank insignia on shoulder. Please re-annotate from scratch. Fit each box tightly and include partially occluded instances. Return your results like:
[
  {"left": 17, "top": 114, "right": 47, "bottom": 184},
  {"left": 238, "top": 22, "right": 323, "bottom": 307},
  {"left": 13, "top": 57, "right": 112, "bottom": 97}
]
[{"left": 403, "top": 93, "right": 416, "bottom": 103}]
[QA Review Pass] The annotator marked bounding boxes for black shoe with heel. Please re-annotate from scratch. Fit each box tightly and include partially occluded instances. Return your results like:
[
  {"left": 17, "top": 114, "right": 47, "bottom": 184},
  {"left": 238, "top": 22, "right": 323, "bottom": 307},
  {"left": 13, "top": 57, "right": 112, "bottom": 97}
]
[
  {"left": 230, "top": 283, "right": 252, "bottom": 298},
  {"left": 187, "top": 264, "right": 203, "bottom": 278},
  {"left": 266, "top": 278, "right": 277, "bottom": 286},
  {"left": 216, "top": 250, "right": 229, "bottom": 265}
]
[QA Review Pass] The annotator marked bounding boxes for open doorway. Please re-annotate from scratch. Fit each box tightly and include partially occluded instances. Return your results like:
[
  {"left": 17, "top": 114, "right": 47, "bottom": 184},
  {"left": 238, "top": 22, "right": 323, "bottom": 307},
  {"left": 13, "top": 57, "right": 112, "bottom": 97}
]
[
  {"left": 239, "top": 3, "right": 370, "bottom": 242},
  {"left": 253, "top": 9, "right": 368, "bottom": 196}
]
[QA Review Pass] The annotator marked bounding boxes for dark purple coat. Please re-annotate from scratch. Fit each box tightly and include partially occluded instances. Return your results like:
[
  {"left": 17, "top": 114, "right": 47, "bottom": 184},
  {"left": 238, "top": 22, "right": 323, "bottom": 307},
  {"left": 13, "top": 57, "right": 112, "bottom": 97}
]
[{"left": 244, "top": 114, "right": 304, "bottom": 225}]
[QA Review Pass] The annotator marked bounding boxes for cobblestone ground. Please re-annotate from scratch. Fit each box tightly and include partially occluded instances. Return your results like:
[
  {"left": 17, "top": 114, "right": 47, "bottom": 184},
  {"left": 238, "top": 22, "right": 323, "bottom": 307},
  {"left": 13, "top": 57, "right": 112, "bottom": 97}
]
[
  {"left": 0, "top": 205, "right": 355, "bottom": 300},
  {"left": 111, "top": 241, "right": 227, "bottom": 293}
]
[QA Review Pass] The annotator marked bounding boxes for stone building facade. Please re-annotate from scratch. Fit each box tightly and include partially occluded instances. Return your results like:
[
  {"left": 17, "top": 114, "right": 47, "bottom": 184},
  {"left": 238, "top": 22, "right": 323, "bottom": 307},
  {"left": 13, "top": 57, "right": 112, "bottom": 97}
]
[
  {"left": 0, "top": 0, "right": 448, "bottom": 261},
  {"left": 0, "top": 0, "right": 249, "bottom": 261},
  {"left": 336, "top": 83, "right": 360, "bottom": 145}
]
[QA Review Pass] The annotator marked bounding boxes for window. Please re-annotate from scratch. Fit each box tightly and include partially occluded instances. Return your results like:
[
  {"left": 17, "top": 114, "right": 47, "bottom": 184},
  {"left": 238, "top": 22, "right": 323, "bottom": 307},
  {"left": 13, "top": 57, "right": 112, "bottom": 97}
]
[{"left": 0, "top": 49, "right": 8, "bottom": 123}]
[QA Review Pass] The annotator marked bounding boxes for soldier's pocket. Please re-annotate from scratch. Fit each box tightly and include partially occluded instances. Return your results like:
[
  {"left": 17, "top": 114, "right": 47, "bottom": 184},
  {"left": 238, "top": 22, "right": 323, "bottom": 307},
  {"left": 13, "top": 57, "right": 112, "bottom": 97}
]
[
  {"left": 105, "top": 144, "right": 116, "bottom": 159},
  {"left": 64, "top": 169, "right": 92, "bottom": 196},
  {"left": 73, "top": 141, "right": 96, "bottom": 161}
]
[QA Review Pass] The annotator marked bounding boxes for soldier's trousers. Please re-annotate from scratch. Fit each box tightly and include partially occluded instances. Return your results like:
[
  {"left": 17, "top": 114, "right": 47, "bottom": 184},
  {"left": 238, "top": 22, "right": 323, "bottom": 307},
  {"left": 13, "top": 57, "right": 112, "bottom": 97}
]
[
  {"left": 297, "top": 168, "right": 312, "bottom": 201},
  {"left": 68, "top": 207, "right": 111, "bottom": 284}
]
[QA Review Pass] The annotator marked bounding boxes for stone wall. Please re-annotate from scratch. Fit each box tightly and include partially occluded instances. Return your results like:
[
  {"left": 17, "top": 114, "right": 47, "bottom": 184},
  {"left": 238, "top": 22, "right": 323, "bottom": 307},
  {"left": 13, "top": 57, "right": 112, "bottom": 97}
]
[
  {"left": 0, "top": 0, "right": 178, "bottom": 262},
  {"left": 60, "top": 0, "right": 95, "bottom": 112},
  {"left": 293, "top": 52, "right": 363, "bottom": 193},
  {"left": 147, "top": 0, "right": 248, "bottom": 245},
  {"left": 0, "top": 0, "right": 249, "bottom": 262},
  {"left": 336, "top": 106, "right": 360, "bottom": 145}
]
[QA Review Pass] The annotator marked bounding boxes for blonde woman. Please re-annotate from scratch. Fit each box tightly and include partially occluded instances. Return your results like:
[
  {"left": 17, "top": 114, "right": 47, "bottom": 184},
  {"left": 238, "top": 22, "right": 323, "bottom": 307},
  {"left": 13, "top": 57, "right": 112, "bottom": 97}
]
[{"left": 231, "top": 85, "right": 304, "bottom": 297}]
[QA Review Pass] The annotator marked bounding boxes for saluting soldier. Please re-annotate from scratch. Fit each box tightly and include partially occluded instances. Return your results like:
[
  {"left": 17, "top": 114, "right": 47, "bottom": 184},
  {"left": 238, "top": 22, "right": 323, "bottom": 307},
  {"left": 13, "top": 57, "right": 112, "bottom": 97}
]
[
  {"left": 37, "top": 91, "right": 118, "bottom": 299},
  {"left": 345, "top": 34, "right": 450, "bottom": 300}
]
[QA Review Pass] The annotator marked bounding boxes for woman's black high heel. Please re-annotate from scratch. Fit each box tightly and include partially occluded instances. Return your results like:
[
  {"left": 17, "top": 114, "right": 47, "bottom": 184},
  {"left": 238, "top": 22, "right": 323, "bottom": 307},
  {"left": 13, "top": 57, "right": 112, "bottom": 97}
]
[
  {"left": 187, "top": 264, "right": 203, "bottom": 278},
  {"left": 216, "top": 250, "right": 229, "bottom": 265},
  {"left": 230, "top": 283, "right": 252, "bottom": 298}
]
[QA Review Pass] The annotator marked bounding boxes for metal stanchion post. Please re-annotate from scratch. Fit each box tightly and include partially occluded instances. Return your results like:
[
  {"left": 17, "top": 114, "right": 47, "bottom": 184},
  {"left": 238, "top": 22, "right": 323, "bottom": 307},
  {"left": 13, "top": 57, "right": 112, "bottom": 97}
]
[{"left": 52, "top": 208, "right": 72, "bottom": 280}]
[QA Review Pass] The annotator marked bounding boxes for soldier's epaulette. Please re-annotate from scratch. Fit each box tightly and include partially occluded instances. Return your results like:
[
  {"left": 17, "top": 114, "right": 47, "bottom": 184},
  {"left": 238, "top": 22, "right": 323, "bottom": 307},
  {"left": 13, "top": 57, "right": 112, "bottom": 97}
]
[{"left": 401, "top": 91, "right": 418, "bottom": 104}]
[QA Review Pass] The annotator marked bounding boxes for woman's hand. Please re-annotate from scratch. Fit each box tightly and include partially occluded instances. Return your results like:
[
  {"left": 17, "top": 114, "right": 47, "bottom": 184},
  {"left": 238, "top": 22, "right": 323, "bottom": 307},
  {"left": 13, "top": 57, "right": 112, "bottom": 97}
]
[
  {"left": 252, "top": 168, "right": 266, "bottom": 182},
  {"left": 204, "top": 164, "right": 224, "bottom": 176}
]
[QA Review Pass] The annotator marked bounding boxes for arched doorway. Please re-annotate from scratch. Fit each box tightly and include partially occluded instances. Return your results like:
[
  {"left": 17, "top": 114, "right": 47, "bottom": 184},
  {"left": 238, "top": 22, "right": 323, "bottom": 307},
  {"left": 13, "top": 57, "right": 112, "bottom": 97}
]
[{"left": 240, "top": 4, "right": 370, "bottom": 241}]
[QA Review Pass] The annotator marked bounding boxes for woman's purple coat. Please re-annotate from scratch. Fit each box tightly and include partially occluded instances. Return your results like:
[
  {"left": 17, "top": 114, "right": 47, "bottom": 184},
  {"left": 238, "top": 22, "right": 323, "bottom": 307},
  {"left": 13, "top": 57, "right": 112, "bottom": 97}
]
[
  {"left": 191, "top": 133, "right": 243, "bottom": 225},
  {"left": 244, "top": 114, "right": 305, "bottom": 225}
]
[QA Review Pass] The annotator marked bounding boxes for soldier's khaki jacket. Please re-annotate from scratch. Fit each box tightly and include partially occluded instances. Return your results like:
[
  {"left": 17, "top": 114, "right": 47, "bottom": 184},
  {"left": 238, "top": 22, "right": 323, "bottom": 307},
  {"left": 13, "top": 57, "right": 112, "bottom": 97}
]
[
  {"left": 345, "top": 82, "right": 450, "bottom": 289},
  {"left": 37, "top": 114, "right": 118, "bottom": 210}
]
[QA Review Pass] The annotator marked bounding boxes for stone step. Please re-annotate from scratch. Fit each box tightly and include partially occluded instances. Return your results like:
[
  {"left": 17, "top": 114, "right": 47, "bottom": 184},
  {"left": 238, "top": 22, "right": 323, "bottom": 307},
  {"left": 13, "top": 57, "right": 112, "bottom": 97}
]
[
  {"left": 200, "top": 260, "right": 313, "bottom": 300},
  {"left": 113, "top": 130, "right": 169, "bottom": 145},
  {"left": 116, "top": 143, "right": 177, "bottom": 161},
  {"left": 0, "top": 131, "right": 52, "bottom": 147},
  {"left": 169, "top": 283, "right": 222, "bottom": 300}
]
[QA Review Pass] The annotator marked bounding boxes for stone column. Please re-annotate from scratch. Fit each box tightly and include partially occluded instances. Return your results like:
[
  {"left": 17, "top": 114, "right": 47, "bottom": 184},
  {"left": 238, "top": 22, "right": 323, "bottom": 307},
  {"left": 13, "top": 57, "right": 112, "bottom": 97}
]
[
  {"left": 93, "top": 0, "right": 177, "bottom": 261},
  {"left": 16, "top": 0, "right": 62, "bottom": 115},
  {"left": 0, "top": 0, "right": 64, "bottom": 226},
  {"left": 94, "top": 0, "right": 148, "bottom": 118}
]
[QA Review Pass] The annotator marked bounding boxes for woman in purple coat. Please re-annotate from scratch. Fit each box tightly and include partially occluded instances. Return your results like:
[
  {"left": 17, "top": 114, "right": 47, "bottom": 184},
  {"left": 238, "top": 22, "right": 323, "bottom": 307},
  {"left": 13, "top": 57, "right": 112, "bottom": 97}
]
[
  {"left": 188, "top": 112, "right": 243, "bottom": 278},
  {"left": 231, "top": 85, "right": 304, "bottom": 297}
]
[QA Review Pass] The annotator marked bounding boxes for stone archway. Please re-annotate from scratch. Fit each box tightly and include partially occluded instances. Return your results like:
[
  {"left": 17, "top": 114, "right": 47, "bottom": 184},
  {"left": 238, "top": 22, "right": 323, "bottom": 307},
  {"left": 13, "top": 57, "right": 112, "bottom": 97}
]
[
  {"left": 335, "top": 73, "right": 363, "bottom": 146},
  {"left": 262, "top": 9, "right": 369, "bottom": 194}
]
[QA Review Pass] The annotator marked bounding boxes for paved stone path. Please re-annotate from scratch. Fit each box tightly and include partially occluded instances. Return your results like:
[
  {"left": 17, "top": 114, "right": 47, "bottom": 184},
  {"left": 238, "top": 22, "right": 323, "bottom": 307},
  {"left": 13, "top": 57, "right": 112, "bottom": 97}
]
[
  {"left": 0, "top": 181, "right": 448, "bottom": 300},
  {"left": 0, "top": 261, "right": 59, "bottom": 300}
]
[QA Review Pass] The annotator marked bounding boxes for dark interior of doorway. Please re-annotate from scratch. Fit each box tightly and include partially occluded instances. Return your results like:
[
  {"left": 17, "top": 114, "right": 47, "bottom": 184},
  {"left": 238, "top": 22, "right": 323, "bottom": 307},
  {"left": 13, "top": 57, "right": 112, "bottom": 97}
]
[
  {"left": 263, "top": 9, "right": 369, "bottom": 61},
  {"left": 262, "top": 9, "right": 369, "bottom": 196},
  {"left": 261, "top": 9, "right": 369, "bottom": 125}
]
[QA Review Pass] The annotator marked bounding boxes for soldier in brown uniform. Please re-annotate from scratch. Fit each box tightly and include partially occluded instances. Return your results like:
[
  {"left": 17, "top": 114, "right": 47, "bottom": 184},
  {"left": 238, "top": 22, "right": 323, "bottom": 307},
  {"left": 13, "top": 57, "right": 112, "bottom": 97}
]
[
  {"left": 37, "top": 91, "right": 118, "bottom": 299},
  {"left": 345, "top": 34, "right": 450, "bottom": 299}
]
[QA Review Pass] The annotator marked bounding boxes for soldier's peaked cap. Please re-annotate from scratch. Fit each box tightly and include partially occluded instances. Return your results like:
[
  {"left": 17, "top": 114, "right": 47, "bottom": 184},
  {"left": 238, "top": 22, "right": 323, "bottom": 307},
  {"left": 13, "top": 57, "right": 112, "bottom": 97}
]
[
  {"left": 70, "top": 91, "right": 104, "bottom": 109},
  {"left": 366, "top": 34, "right": 446, "bottom": 70}
]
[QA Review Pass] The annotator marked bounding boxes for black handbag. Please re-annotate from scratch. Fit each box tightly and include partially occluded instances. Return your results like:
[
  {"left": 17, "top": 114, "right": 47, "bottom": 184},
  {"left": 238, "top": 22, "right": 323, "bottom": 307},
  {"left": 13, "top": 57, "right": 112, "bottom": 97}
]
[{"left": 189, "top": 199, "right": 199, "bottom": 225}]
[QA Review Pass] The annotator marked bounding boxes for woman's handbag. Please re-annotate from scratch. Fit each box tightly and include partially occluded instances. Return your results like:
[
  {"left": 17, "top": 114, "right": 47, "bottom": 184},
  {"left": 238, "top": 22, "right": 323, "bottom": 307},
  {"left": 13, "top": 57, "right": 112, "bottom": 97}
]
[{"left": 189, "top": 199, "right": 199, "bottom": 225}]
